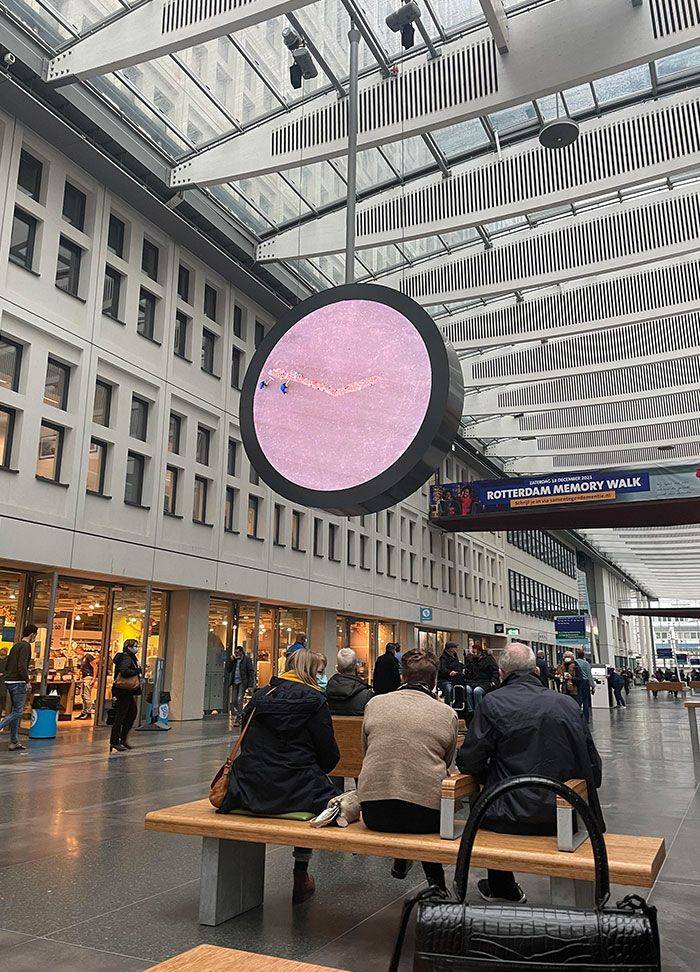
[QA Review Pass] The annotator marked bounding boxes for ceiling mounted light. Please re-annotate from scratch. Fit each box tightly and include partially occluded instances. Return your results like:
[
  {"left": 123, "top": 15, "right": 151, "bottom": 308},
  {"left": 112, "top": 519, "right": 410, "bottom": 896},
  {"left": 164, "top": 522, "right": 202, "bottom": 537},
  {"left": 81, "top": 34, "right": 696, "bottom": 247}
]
[
  {"left": 282, "top": 25, "right": 318, "bottom": 90},
  {"left": 539, "top": 93, "right": 579, "bottom": 150}
]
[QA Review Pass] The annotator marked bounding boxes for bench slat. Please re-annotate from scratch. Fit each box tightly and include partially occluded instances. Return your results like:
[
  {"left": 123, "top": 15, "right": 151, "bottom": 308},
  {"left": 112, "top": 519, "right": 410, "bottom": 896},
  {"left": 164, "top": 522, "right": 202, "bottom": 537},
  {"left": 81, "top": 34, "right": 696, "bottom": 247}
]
[
  {"left": 145, "top": 945, "right": 349, "bottom": 971},
  {"left": 145, "top": 799, "right": 664, "bottom": 887}
]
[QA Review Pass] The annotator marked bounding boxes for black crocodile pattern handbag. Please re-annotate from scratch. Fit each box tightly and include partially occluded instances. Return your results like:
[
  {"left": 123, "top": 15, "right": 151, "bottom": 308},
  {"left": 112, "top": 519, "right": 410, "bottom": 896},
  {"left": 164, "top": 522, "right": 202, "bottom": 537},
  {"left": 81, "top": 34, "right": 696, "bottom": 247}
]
[{"left": 389, "top": 775, "right": 661, "bottom": 971}]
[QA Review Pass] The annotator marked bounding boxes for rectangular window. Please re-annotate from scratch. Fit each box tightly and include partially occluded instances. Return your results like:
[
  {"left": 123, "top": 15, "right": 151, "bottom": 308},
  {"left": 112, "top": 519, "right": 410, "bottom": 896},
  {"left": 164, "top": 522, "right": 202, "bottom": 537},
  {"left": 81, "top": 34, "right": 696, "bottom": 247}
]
[
  {"left": 227, "top": 437, "right": 237, "bottom": 476},
  {"left": 387, "top": 544, "right": 395, "bottom": 577},
  {"left": 233, "top": 304, "right": 244, "bottom": 338},
  {"left": 107, "top": 213, "right": 125, "bottom": 257},
  {"left": 291, "top": 510, "right": 303, "bottom": 550},
  {"left": 93, "top": 380, "right": 111, "bottom": 426},
  {"left": 193, "top": 476, "right": 208, "bottom": 523},
  {"left": 168, "top": 413, "right": 181, "bottom": 454},
  {"left": 254, "top": 320, "right": 265, "bottom": 348},
  {"left": 36, "top": 422, "right": 63, "bottom": 482},
  {"left": 0, "top": 337, "right": 22, "bottom": 391},
  {"left": 129, "top": 395, "right": 149, "bottom": 440},
  {"left": 225, "top": 486, "right": 237, "bottom": 532},
  {"left": 360, "top": 534, "right": 369, "bottom": 569},
  {"left": 177, "top": 264, "right": 190, "bottom": 302},
  {"left": 313, "top": 518, "right": 323, "bottom": 557},
  {"left": 201, "top": 328, "right": 216, "bottom": 374},
  {"left": 174, "top": 311, "right": 189, "bottom": 358},
  {"left": 274, "top": 503, "right": 284, "bottom": 544},
  {"left": 328, "top": 523, "right": 339, "bottom": 561},
  {"left": 196, "top": 425, "right": 211, "bottom": 465},
  {"left": 164, "top": 465, "right": 178, "bottom": 515},
  {"left": 141, "top": 239, "right": 159, "bottom": 280},
  {"left": 9, "top": 209, "right": 37, "bottom": 270},
  {"left": 17, "top": 150, "right": 42, "bottom": 200},
  {"left": 231, "top": 347, "right": 242, "bottom": 389},
  {"left": 124, "top": 451, "right": 145, "bottom": 505},
  {"left": 0, "top": 407, "right": 15, "bottom": 468},
  {"left": 86, "top": 439, "right": 107, "bottom": 494},
  {"left": 56, "top": 236, "right": 82, "bottom": 295},
  {"left": 204, "top": 284, "right": 218, "bottom": 321},
  {"left": 62, "top": 182, "right": 86, "bottom": 231},
  {"left": 247, "top": 495, "right": 260, "bottom": 538},
  {"left": 249, "top": 464, "right": 259, "bottom": 486},
  {"left": 347, "top": 530, "right": 355, "bottom": 566},
  {"left": 137, "top": 289, "right": 157, "bottom": 340},
  {"left": 102, "top": 266, "right": 122, "bottom": 318},
  {"left": 44, "top": 358, "right": 70, "bottom": 410}
]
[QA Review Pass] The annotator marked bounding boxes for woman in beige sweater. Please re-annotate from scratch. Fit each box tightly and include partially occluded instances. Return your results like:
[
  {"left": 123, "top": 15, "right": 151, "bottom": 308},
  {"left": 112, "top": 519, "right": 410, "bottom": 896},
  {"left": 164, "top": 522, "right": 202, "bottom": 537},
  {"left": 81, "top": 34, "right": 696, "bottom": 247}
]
[{"left": 358, "top": 648, "right": 458, "bottom": 892}]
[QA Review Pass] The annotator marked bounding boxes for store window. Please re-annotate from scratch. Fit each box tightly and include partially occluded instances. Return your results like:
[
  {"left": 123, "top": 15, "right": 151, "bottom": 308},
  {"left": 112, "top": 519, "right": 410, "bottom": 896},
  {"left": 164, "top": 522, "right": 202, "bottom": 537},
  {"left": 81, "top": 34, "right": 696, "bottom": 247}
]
[
  {"left": 336, "top": 618, "right": 393, "bottom": 682},
  {"left": 206, "top": 598, "right": 233, "bottom": 715},
  {"left": 36, "top": 422, "right": 63, "bottom": 481},
  {"left": 0, "top": 569, "right": 23, "bottom": 658}
]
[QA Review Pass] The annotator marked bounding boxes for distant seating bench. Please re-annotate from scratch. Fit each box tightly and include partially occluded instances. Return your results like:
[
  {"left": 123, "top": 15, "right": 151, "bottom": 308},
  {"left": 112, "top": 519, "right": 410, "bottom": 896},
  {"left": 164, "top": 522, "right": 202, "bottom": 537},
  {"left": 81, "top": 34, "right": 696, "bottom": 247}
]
[
  {"left": 144, "top": 800, "right": 665, "bottom": 925},
  {"left": 646, "top": 681, "right": 687, "bottom": 696},
  {"left": 145, "top": 945, "right": 349, "bottom": 971}
]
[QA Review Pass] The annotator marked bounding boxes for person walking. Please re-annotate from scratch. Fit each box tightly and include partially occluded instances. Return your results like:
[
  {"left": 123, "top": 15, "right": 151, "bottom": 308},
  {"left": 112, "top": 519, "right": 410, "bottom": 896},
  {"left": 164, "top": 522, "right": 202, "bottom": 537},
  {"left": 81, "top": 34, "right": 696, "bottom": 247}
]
[
  {"left": 372, "top": 643, "right": 401, "bottom": 695},
  {"left": 218, "top": 648, "right": 339, "bottom": 904},
  {"left": 463, "top": 642, "right": 499, "bottom": 715},
  {"left": 109, "top": 638, "right": 142, "bottom": 753},
  {"left": 609, "top": 668, "right": 627, "bottom": 707},
  {"left": 437, "top": 642, "right": 464, "bottom": 706},
  {"left": 0, "top": 646, "right": 8, "bottom": 717},
  {"left": 227, "top": 645, "right": 254, "bottom": 724},
  {"left": 535, "top": 649, "right": 551, "bottom": 689},
  {"left": 575, "top": 647, "right": 595, "bottom": 723},
  {"left": 0, "top": 624, "right": 36, "bottom": 752},
  {"left": 76, "top": 646, "right": 97, "bottom": 720}
]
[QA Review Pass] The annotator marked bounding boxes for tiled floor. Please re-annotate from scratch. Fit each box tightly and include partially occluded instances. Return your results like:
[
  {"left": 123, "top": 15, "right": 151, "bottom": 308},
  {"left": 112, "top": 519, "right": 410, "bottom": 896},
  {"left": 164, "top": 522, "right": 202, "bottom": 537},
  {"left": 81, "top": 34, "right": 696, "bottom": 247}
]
[{"left": 0, "top": 690, "right": 697, "bottom": 971}]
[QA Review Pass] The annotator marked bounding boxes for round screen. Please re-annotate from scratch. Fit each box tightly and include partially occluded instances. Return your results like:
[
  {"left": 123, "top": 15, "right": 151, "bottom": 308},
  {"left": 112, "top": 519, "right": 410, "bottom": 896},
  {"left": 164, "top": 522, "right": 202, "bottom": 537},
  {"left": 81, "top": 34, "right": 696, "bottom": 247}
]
[{"left": 240, "top": 284, "right": 464, "bottom": 515}]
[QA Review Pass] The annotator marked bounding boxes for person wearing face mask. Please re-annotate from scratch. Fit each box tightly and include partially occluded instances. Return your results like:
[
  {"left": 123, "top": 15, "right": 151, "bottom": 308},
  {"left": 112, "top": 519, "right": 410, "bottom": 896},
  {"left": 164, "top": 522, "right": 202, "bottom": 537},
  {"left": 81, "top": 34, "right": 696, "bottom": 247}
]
[
  {"left": 316, "top": 655, "right": 328, "bottom": 692},
  {"left": 555, "top": 652, "right": 581, "bottom": 701},
  {"left": 109, "top": 638, "right": 142, "bottom": 753}
]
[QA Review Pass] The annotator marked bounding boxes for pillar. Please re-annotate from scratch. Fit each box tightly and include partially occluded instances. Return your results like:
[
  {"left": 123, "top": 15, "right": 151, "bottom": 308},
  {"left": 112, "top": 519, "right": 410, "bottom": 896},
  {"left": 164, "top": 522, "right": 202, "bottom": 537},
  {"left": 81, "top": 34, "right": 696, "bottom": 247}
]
[
  {"left": 310, "top": 608, "right": 338, "bottom": 671},
  {"left": 166, "top": 589, "right": 210, "bottom": 721}
]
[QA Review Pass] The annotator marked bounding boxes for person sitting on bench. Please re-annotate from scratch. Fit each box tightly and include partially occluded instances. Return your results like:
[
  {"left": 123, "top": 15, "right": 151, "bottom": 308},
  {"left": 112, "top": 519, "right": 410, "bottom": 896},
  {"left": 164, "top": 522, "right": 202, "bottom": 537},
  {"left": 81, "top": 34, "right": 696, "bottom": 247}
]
[
  {"left": 437, "top": 642, "right": 464, "bottom": 706},
  {"left": 218, "top": 648, "right": 340, "bottom": 904},
  {"left": 326, "top": 648, "right": 373, "bottom": 716},
  {"left": 457, "top": 643, "right": 605, "bottom": 905},
  {"left": 358, "top": 647, "right": 458, "bottom": 895}
]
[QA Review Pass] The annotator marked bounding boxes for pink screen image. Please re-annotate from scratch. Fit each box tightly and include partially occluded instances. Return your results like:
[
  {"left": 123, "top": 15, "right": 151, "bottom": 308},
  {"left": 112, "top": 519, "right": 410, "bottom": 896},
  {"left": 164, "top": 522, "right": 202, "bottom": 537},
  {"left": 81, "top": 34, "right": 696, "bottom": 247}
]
[{"left": 253, "top": 299, "right": 432, "bottom": 491}]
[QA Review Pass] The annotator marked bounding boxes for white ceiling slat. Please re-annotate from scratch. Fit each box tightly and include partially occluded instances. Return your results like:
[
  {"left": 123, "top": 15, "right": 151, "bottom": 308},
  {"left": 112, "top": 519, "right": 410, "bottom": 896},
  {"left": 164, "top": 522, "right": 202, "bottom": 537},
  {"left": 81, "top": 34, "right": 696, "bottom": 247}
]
[{"left": 169, "top": 1, "right": 700, "bottom": 186}]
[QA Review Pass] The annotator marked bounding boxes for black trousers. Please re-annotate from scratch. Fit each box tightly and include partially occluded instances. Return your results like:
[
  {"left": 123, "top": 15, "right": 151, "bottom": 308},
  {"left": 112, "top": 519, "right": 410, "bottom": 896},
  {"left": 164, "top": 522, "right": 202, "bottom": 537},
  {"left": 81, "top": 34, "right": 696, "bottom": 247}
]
[
  {"left": 361, "top": 799, "right": 445, "bottom": 887},
  {"left": 111, "top": 691, "right": 138, "bottom": 745},
  {"left": 613, "top": 686, "right": 626, "bottom": 706}
]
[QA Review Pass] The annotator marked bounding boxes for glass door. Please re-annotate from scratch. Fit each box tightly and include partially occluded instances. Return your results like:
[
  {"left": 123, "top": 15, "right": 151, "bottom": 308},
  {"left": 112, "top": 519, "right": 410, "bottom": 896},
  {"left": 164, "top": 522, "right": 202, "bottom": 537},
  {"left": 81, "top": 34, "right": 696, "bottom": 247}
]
[
  {"left": 99, "top": 584, "right": 148, "bottom": 724},
  {"left": 205, "top": 598, "right": 233, "bottom": 714},
  {"left": 50, "top": 577, "right": 109, "bottom": 723}
]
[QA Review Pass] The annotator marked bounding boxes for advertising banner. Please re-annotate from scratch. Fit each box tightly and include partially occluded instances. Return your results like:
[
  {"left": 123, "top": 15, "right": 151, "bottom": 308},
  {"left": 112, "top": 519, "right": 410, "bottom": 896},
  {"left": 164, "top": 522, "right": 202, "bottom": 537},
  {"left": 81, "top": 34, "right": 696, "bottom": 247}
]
[{"left": 429, "top": 463, "right": 700, "bottom": 531}]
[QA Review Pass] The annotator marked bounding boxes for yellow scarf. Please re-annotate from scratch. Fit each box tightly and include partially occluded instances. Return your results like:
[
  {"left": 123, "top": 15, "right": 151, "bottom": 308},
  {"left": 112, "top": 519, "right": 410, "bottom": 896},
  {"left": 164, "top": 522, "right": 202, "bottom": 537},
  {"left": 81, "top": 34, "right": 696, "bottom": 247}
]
[{"left": 279, "top": 670, "right": 323, "bottom": 692}]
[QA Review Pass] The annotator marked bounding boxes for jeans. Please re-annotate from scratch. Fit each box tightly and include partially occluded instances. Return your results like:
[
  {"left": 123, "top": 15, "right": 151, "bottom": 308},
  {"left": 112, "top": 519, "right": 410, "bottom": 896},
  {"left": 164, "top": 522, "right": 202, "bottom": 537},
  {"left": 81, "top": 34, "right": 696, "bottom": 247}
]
[
  {"left": 81, "top": 675, "right": 94, "bottom": 716},
  {"left": 438, "top": 680, "right": 453, "bottom": 705},
  {"left": 0, "top": 682, "right": 28, "bottom": 744},
  {"left": 231, "top": 682, "right": 245, "bottom": 719},
  {"left": 578, "top": 683, "right": 592, "bottom": 723},
  {"left": 361, "top": 799, "right": 445, "bottom": 888},
  {"left": 465, "top": 685, "right": 486, "bottom": 714},
  {"left": 613, "top": 686, "right": 626, "bottom": 707}
]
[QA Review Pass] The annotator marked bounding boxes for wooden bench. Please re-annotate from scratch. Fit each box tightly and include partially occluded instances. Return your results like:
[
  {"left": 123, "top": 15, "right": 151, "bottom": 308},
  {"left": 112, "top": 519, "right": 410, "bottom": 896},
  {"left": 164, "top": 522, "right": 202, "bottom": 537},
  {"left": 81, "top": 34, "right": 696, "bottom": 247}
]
[
  {"left": 646, "top": 681, "right": 687, "bottom": 696},
  {"left": 145, "top": 945, "right": 349, "bottom": 971},
  {"left": 686, "top": 701, "right": 700, "bottom": 760},
  {"left": 144, "top": 799, "right": 665, "bottom": 925},
  {"left": 690, "top": 680, "right": 700, "bottom": 695}
]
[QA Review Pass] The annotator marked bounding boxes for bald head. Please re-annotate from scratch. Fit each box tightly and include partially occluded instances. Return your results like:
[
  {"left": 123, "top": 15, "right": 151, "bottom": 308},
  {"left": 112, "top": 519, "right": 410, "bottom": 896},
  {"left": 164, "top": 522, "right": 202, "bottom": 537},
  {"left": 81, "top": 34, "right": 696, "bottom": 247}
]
[{"left": 500, "top": 642, "right": 537, "bottom": 677}]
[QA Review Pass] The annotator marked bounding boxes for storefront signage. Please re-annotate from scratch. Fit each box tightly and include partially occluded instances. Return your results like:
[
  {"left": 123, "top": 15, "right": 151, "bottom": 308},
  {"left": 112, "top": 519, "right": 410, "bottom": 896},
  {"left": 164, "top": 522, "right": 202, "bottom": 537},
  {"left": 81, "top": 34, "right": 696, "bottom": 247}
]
[
  {"left": 420, "top": 607, "right": 433, "bottom": 622},
  {"left": 429, "top": 463, "right": 700, "bottom": 531},
  {"left": 494, "top": 623, "right": 505, "bottom": 634},
  {"left": 240, "top": 284, "right": 463, "bottom": 516},
  {"left": 506, "top": 627, "right": 520, "bottom": 637}
]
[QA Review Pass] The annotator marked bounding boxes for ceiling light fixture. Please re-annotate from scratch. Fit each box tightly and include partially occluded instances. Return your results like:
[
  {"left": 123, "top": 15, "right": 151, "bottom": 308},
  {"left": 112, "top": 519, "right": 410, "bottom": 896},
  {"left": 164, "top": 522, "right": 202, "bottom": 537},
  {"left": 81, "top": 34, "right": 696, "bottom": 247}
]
[{"left": 539, "top": 93, "right": 579, "bottom": 150}]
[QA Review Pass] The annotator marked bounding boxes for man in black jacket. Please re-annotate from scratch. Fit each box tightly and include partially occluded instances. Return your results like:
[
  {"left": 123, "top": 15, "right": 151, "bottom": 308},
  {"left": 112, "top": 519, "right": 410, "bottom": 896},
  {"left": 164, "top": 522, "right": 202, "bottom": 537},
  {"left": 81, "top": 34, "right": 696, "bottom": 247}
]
[
  {"left": 535, "top": 649, "right": 552, "bottom": 689},
  {"left": 0, "top": 624, "right": 36, "bottom": 752},
  {"left": 463, "top": 642, "right": 499, "bottom": 715},
  {"left": 327, "top": 648, "right": 373, "bottom": 716},
  {"left": 228, "top": 645, "right": 255, "bottom": 723},
  {"left": 438, "top": 642, "right": 464, "bottom": 706},
  {"left": 372, "top": 643, "right": 401, "bottom": 695},
  {"left": 458, "top": 642, "right": 604, "bottom": 904}
]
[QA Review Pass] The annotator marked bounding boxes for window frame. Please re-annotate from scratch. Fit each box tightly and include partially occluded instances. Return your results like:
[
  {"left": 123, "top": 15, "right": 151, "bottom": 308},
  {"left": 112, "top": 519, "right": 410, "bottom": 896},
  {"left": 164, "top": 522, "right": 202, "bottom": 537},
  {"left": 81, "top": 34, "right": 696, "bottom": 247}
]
[
  {"left": 203, "top": 284, "right": 218, "bottom": 321},
  {"left": 129, "top": 395, "right": 149, "bottom": 441},
  {"left": 62, "top": 181, "right": 86, "bottom": 231},
  {"left": 93, "top": 379, "right": 112, "bottom": 427},
  {"left": 0, "top": 405, "right": 16, "bottom": 469},
  {"left": 124, "top": 451, "right": 146, "bottom": 506},
  {"left": 193, "top": 475, "right": 209, "bottom": 524},
  {"left": 225, "top": 485, "right": 237, "bottom": 533},
  {"left": 164, "top": 464, "right": 179, "bottom": 516},
  {"left": 168, "top": 413, "right": 182, "bottom": 455},
  {"left": 247, "top": 494, "right": 260, "bottom": 538},
  {"left": 177, "top": 264, "right": 191, "bottom": 303},
  {"left": 36, "top": 420, "right": 64, "bottom": 483},
  {"left": 102, "top": 264, "right": 123, "bottom": 319},
  {"left": 174, "top": 310, "right": 190, "bottom": 359},
  {"left": 86, "top": 438, "right": 108, "bottom": 495},
  {"left": 201, "top": 328, "right": 217, "bottom": 375},
  {"left": 55, "top": 235, "right": 82, "bottom": 296},
  {"left": 141, "top": 238, "right": 160, "bottom": 281},
  {"left": 44, "top": 358, "right": 70, "bottom": 411},
  {"left": 9, "top": 208, "right": 38, "bottom": 271},
  {"left": 17, "top": 149, "right": 42, "bottom": 201},
  {"left": 196, "top": 425, "right": 211, "bottom": 465},
  {"left": 0, "top": 336, "right": 22, "bottom": 392},
  {"left": 137, "top": 288, "right": 157, "bottom": 341},
  {"left": 230, "top": 346, "right": 243, "bottom": 389},
  {"left": 227, "top": 437, "right": 238, "bottom": 476},
  {"left": 107, "top": 213, "right": 125, "bottom": 258}
]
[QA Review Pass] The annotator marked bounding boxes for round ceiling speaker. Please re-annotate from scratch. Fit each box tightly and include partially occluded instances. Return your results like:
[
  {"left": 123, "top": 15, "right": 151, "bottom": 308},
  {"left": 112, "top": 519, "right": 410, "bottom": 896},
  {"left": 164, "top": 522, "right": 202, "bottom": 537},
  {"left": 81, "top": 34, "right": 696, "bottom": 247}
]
[{"left": 538, "top": 117, "right": 580, "bottom": 150}]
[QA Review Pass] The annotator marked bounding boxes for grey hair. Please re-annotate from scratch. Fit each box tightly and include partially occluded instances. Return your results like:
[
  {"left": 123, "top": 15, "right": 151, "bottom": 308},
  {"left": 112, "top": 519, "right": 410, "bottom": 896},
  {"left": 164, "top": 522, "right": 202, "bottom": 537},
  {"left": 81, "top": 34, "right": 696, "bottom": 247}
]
[
  {"left": 336, "top": 647, "right": 358, "bottom": 674},
  {"left": 500, "top": 642, "right": 537, "bottom": 676}
]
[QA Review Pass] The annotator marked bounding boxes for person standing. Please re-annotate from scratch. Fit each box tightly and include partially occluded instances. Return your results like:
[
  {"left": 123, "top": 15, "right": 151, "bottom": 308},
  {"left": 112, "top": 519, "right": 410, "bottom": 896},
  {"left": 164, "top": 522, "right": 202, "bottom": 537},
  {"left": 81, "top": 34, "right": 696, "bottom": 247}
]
[
  {"left": 575, "top": 647, "right": 595, "bottom": 723},
  {"left": 555, "top": 652, "right": 581, "bottom": 702},
  {"left": 76, "top": 646, "right": 97, "bottom": 720},
  {"left": 437, "top": 642, "right": 464, "bottom": 706},
  {"left": 463, "top": 642, "right": 499, "bottom": 715},
  {"left": 535, "top": 649, "right": 551, "bottom": 689},
  {"left": 0, "top": 646, "right": 8, "bottom": 717},
  {"left": 0, "top": 624, "right": 36, "bottom": 752},
  {"left": 286, "top": 632, "right": 307, "bottom": 656},
  {"left": 372, "top": 643, "right": 401, "bottom": 695},
  {"left": 609, "top": 668, "right": 626, "bottom": 707},
  {"left": 227, "top": 645, "right": 254, "bottom": 723},
  {"left": 109, "top": 638, "right": 142, "bottom": 753}
]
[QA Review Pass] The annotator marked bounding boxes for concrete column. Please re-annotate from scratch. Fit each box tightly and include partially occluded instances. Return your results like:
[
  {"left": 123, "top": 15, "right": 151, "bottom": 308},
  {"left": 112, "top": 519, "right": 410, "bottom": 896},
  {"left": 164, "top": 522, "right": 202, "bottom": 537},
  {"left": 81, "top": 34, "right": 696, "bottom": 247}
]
[
  {"left": 166, "top": 589, "right": 210, "bottom": 721},
  {"left": 310, "top": 608, "right": 338, "bottom": 670},
  {"left": 398, "top": 621, "right": 414, "bottom": 651}
]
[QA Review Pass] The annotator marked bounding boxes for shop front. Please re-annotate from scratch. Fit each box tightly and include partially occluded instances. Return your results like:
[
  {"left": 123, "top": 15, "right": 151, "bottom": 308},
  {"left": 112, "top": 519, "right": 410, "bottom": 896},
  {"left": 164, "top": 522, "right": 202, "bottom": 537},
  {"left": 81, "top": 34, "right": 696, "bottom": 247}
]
[
  {"left": 417, "top": 628, "right": 453, "bottom": 655},
  {"left": 336, "top": 617, "right": 398, "bottom": 681},
  {"left": 1, "top": 567, "right": 168, "bottom": 728}
]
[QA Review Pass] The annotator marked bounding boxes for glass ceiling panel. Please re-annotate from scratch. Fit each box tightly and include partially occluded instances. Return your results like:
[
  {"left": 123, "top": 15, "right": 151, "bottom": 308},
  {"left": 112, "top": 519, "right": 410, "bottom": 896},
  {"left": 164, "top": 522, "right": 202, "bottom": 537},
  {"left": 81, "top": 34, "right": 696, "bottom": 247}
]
[
  {"left": 440, "top": 227, "right": 480, "bottom": 247},
  {"left": 294, "top": 0, "right": 357, "bottom": 76},
  {"left": 593, "top": 64, "right": 652, "bottom": 104},
  {"left": 431, "top": 119, "right": 490, "bottom": 158},
  {"left": 561, "top": 83, "right": 596, "bottom": 115},
  {"left": 380, "top": 135, "right": 436, "bottom": 175},
  {"left": 285, "top": 161, "right": 347, "bottom": 210},
  {"left": 236, "top": 14, "right": 326, "bottom": 101},
  {"left": 334, "top": 148, "right": 397, "bottom": 192},
  {"left": 357, "top": 244, "right": 405, "bottom": 274},
  {"left": 655, "top": 44, "right": 700, "bottom": 79},
  {"left": 5, "top": 0, "right": 74, "bottom": 45},
  {"left": 434, "top": 0, "right": 486, "bottom": 29},
  {"left": 488, "top": 102, "right": 538, "bottom": 133},
  {"left": 401, "top": 235, "right": 446, "bottom": 260},
  {"left": 50, "top": 0, "right": 125, "bottom": 30},
  {"left": 208, "top": 185, "right": 275, "bottom": 235},
  {"left": 89, "top": 74, "right": 191, "bottom": 156},
  {"left": 235, "top": 172, "right": 313, "bottom": 228}
]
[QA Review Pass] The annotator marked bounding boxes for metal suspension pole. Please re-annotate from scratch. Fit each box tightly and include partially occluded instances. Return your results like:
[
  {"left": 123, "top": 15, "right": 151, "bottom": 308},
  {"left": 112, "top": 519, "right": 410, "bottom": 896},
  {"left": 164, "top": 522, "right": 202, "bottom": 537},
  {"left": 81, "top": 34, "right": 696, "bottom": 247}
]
[{"left": 344, "top": 22, "right": 361, "bottom": 284}]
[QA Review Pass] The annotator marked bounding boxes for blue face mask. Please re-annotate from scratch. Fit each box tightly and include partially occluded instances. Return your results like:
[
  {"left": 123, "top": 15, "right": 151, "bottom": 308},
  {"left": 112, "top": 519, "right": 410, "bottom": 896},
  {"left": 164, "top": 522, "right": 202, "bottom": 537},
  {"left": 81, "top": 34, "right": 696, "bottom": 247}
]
[{"left": 316, "top": 672, "right": 328, "bottom": 691}]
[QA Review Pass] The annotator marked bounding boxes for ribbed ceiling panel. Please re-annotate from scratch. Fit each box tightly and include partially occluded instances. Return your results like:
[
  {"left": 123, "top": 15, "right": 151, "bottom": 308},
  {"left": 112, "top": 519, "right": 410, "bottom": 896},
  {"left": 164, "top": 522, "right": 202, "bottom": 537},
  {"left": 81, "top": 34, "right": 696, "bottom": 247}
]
[
  {"left": 518, "top": 391, "right": 700, "bottom": 432},
  {"left": 537, "top": 418, "right": 700, "bottom": 452},
  {"left": 548, "top": 442, "right": 700, "bottom": 469}
]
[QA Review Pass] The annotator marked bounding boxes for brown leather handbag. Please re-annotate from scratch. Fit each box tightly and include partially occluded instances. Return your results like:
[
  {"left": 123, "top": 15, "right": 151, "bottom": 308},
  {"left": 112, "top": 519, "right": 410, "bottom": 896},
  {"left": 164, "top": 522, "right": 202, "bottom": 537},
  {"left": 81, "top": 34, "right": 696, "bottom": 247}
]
[
  {"left": 113, "top": 673, "right": 140, "bottom": 692},
  {"left": 209, "top": 687, "right": 275, "bottom": 808}
]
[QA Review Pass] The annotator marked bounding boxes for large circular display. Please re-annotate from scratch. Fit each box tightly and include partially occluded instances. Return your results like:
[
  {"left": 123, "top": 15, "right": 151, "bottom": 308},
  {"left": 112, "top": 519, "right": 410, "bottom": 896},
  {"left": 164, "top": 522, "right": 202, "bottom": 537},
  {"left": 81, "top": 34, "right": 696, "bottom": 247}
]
[{"left": 240, "top": 284, "right": 464, "bottom": 515}]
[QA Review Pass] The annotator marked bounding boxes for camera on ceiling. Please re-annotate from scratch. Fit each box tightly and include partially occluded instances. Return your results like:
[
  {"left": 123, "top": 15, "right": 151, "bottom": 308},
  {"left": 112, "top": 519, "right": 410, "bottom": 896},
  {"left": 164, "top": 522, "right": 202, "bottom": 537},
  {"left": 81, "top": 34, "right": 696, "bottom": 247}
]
[
  {"left": 386, "top": 1, "right": 422, "bottom": 50},
  {"left": 282, "top": 26, "right": 318, "bottom": 89}
]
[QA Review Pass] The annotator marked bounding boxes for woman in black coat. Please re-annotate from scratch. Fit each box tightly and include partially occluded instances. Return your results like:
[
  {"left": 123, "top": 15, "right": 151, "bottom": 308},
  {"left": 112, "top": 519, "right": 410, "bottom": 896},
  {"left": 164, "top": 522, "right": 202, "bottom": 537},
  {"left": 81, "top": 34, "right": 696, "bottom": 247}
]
[
  {"left": 219, "top": 648, "right": 340, "bottom": 904},
  {"left": 110, "top": 638, "right": 142, "bottom": 753}
]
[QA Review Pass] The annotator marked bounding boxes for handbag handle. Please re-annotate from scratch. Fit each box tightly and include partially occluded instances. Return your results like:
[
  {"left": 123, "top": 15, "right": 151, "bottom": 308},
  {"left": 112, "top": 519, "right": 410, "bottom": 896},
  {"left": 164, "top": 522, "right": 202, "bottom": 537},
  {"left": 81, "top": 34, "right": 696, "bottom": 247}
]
[
  {"left": 223, "top": 685, "right": 277, "bottom": 768},
  {"left": 453, "top": 775, "right": 610, "bottom": 909}
]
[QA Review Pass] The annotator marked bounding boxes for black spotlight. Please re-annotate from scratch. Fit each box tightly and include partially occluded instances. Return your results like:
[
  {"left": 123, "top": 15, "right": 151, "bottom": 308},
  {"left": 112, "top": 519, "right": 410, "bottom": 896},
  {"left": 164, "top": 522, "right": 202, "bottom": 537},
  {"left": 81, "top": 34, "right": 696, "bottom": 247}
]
[{"left": 538, "top": 116, "right": 580, "bottom": 149}]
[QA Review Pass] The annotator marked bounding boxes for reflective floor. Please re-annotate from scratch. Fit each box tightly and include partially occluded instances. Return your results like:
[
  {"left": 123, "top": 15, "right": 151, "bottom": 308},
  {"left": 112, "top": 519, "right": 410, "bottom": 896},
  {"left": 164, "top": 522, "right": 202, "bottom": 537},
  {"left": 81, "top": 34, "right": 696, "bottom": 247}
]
[{"left": 0, "top": 691, "right": 698, "bottom": 971}]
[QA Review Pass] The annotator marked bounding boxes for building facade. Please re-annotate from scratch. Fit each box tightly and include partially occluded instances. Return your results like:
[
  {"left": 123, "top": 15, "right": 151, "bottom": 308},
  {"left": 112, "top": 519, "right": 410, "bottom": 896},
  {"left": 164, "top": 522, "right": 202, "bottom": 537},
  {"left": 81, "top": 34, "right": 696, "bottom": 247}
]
[{"left": 0, "top": 106, "right": 641, "bottom": 725}]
